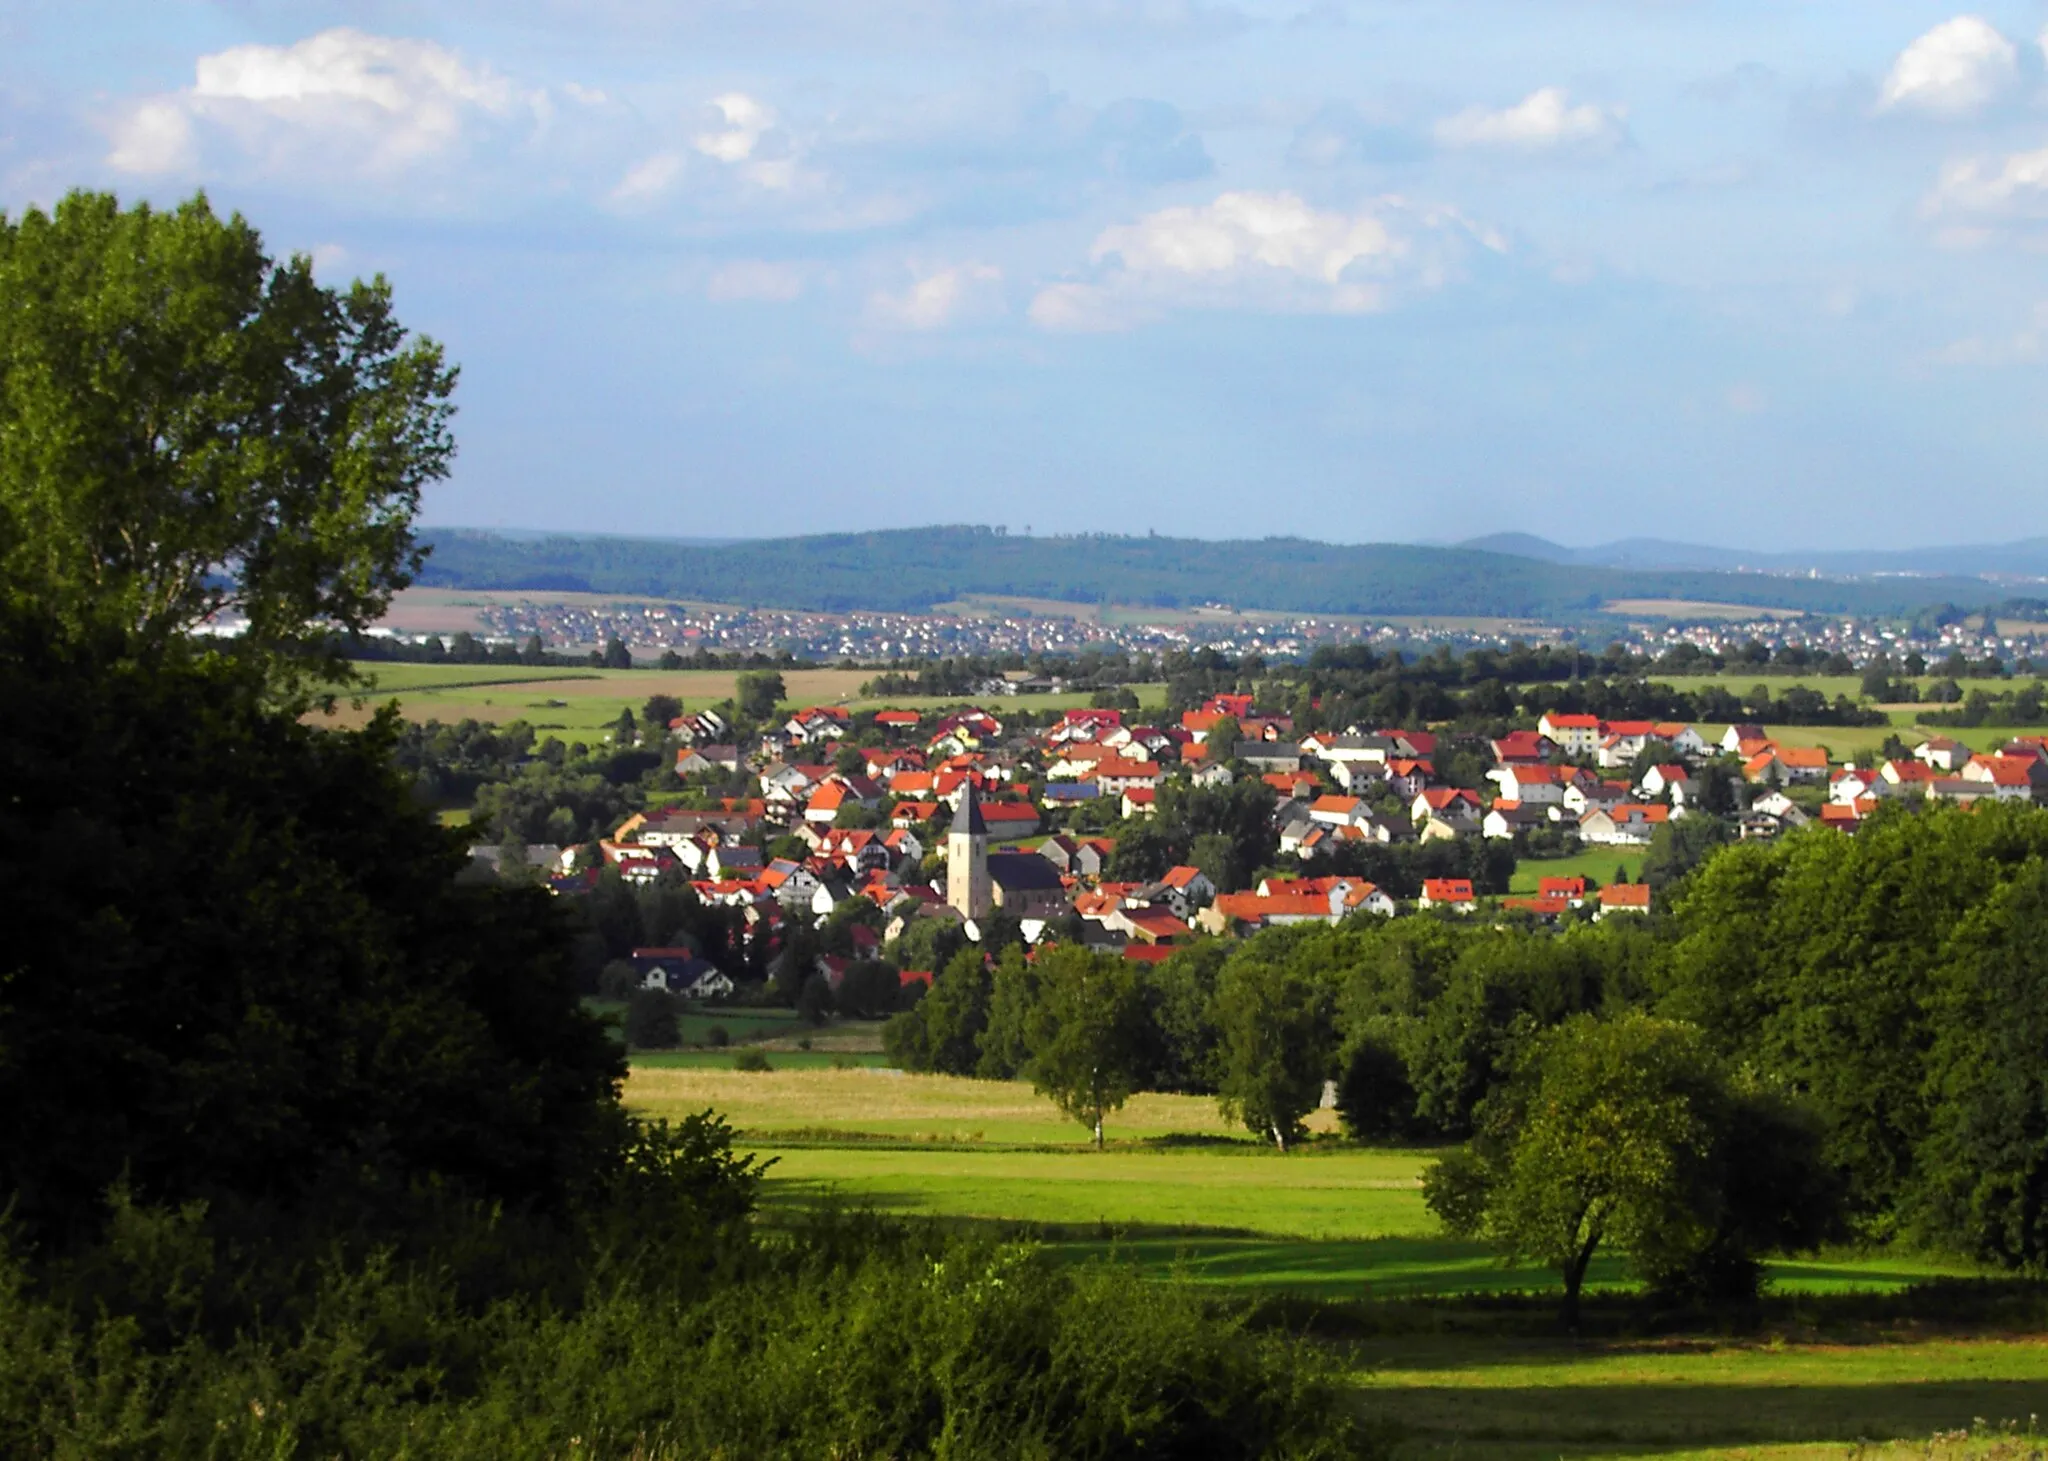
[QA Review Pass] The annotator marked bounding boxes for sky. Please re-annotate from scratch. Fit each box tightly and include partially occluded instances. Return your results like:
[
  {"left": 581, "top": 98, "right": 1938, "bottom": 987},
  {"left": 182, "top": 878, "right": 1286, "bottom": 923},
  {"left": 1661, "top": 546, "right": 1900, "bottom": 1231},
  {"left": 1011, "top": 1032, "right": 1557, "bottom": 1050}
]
[{"left": 6, "top": 1, "right": 2048, "bottom": 549}]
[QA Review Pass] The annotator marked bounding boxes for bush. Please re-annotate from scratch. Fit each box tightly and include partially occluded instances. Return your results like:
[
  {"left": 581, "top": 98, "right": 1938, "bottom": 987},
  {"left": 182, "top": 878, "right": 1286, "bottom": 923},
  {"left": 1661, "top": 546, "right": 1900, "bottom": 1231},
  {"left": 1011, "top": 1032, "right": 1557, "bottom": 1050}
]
[
  {"left": 733, "top": 1048, "right": 773, "bottom": 1073},
  {"left": 704, "top": 1024, "right": 731, "bottom": 1048},
  {"left": 624, "top": 988, "right": 682, "bottom": 1049}
]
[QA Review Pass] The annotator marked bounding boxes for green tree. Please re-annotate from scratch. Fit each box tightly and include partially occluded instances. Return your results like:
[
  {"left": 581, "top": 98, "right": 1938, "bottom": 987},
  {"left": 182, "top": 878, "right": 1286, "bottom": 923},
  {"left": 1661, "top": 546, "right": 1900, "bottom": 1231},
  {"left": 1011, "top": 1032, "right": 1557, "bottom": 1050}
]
[
  {"left": 1213, "top": 957, "right": 1337, "bottom": 1151},
  {"left": 643, "top": 693, "right": 683, "bottom": 728},
  {"left": 882, "top": 946, "right": 990, "bottom": 1075},
  {"left": 0, "top": 192, "right": 455, "bottom": 674},
  {"left": 736, "top": 670, "right": 787, "bottom": 722},
  {"left": 602, "top": 637, "right": 633, "bottom": 670},
  {"left": 1424, "top": 1012, "right": 1838, "bottom": 1323},
  {"left": 625, "top": 988, "right": 682, "bottom": 1049},
  {"left": 1027, "top": 947, "right": 1146, "bottom": 1148}
]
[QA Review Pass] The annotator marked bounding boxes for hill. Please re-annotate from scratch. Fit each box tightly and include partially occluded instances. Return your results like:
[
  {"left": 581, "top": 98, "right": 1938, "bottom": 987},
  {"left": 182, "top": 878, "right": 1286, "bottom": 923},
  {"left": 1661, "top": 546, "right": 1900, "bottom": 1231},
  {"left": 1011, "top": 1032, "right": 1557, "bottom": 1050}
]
[
  {"left": 1459, "top": 533, "right": 2048, "bottom": 579},
  {"left": 415, "top": 526, "right": 2000, "bottom": 620}
]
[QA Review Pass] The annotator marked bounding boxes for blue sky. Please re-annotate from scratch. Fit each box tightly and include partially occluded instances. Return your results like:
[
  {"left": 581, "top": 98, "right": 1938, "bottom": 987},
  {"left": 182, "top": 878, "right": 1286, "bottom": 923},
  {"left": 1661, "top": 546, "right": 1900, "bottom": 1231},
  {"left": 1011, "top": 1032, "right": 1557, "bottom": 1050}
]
[{"left": 6, "top": 1, "right": 2048, "bottom": 548}]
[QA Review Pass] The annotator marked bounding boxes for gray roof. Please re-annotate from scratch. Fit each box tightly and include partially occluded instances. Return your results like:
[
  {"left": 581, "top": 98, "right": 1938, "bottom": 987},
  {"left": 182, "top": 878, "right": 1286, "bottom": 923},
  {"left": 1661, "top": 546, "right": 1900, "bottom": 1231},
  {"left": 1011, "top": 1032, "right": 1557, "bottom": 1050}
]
[
  {"left": 988, "top": 853, "right": 1066, "bottom": 892},
  {"left": 950, "top": 779, "right": 988, "bottom": 837}
]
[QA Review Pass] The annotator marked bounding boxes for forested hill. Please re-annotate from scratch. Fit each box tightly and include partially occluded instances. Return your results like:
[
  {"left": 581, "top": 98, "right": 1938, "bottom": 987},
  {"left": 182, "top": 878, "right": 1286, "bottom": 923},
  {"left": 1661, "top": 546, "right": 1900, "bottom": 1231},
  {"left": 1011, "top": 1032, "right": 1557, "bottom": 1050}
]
[{"left": 415, "top": 526, "right": 1996, "bottom": 620}]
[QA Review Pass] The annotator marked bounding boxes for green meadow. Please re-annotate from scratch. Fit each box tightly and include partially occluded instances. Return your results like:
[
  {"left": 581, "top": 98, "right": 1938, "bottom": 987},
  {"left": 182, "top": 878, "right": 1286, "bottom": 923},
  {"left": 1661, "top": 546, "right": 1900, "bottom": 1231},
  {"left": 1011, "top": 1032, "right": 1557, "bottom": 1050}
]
[
  {"left": 626, "top": 1064, "right": 2048, "bottom": 1459},
  {"left": 1510, "top": 846, "right": 1648, "bottom": 894}
]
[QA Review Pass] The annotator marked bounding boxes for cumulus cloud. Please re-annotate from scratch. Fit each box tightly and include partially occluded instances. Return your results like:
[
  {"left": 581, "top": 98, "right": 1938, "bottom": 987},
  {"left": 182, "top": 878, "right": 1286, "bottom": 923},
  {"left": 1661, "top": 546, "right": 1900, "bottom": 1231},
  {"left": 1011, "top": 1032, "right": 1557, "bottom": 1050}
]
[
  {"left": 106, "top": 28, "right": 541, "bottom": 177},
  {"left": 867, "top": 263, "right": 1004, "bottom": 330},
  {"left": 1879, "top": 16, "right": 2017, "bottom": 118},
  {"left": 1029, "top": 189, "right": 1504, "bottom": 330},
  {"left": 1434, "top": 87, "right": 1625, "bottom": 152},
  {"left": 694, "top": 92, "right": 774, "bottom": 162}
]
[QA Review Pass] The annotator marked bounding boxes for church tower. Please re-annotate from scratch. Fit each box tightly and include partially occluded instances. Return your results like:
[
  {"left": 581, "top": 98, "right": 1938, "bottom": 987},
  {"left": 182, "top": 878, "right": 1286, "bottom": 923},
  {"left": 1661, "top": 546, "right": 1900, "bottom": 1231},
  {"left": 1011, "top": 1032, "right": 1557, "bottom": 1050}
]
[{"left": 947, "top": 780, "right": 992, "bottom": 920}]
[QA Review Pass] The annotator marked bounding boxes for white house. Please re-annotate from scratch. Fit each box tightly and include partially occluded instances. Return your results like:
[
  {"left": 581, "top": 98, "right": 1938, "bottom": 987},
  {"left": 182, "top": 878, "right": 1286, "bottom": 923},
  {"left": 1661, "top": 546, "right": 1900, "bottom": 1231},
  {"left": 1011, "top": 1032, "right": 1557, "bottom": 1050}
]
[
  {"left": 1537, "top": 713, "right": 1603, "bottom": 757},
  {"left": 1489, "top": 763, "right": 1569, "bottom": 806}
]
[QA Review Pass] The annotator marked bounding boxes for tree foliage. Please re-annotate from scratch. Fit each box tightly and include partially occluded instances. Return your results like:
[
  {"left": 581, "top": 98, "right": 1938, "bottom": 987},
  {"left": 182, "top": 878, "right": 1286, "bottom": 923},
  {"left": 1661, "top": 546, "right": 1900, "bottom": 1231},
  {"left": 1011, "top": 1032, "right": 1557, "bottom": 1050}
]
[{"left": 0, "top": 192, "right": 455, "bottom": 674}]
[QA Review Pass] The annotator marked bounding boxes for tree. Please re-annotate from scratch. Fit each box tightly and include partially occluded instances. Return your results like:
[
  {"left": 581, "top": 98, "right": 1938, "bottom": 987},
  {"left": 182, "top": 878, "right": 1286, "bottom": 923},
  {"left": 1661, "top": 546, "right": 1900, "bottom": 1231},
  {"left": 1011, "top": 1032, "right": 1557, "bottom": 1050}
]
[
  {"left": 625, "top": 988, "right": 682, "bottom": 1049},
  {"left": 1213, "top": 957, "right": 1337, "bottom": 1151},
  {"left": 1028, "top": 948, "right": 1146, "bottom": 1147},
  {"left": 736, "top": 670, "right": 786, "bottom": 722},
  {"left": 0, "top": 615, "right": 623, "bottom": 1240},
  {"left": 0, "top": 192, "right": 455, "bottom": 675},
  {"left": 882, "top": 946, "right": 990, "bottom": 1075},
  {"left": 602, "top": 637, "right": 633, "bottom": 670},
  {"left": 1423, "top": 1012, "right": 1838, "bottom": 1324},
  {"left": 643, "top": 694, "right": 682, "bottom": 728}
]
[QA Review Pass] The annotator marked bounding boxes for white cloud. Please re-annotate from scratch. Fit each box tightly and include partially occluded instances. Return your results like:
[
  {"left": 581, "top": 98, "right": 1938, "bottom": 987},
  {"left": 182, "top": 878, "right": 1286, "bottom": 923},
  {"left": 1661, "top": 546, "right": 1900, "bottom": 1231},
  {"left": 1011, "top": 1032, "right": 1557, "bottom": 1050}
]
[
  {"left": 1434, "top": 87, "right": 1625, "bottom": 152},
  {"left": 1922, "top": 144, "right": 2048, "bottom": 239},
  {"left": 1030, "top": 190, "right": 1503, "bottom": 329},
  {"left": 613, "top": 150, "right": 685, "bottom": 200},
  {"left": 1879, "top": 16, "right": 2017, "bottom": 118},
  {"left": 107, "top": 99, "right": 195, "bottom": 173},
  {"left": 867, "top": 263, "right": 1003, "bottom": 330},
  {"left": 107, "top": 28, "right": 541, "bottom": 177},
  {"left": 1936, "top": 303, "right": 2048, "bottom": 365},
  {"left": 694, "top": 93, "right": 774, "bottom": 163},
  {"left": 707, "top": 260, "right": 807, "bottom": 302}
]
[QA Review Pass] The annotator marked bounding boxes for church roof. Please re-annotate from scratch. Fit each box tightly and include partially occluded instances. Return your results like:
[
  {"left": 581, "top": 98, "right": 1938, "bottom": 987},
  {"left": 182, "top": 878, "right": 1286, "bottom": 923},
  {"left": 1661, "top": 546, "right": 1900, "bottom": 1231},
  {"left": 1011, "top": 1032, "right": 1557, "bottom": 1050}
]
[{"left": 950, "top": 779, "right": 987, "bottom": 837}]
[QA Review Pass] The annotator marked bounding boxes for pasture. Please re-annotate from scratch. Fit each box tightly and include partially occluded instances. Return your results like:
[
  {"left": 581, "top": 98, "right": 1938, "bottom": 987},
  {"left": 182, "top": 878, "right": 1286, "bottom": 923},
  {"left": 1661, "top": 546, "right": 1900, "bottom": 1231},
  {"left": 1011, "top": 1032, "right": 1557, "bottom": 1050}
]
[
  {"left": 625, "top": 1067, "right": 2048, "bottom": 1458},
  {"left": 1510, "top": 847, "right": 1647, "bottom": 894}
]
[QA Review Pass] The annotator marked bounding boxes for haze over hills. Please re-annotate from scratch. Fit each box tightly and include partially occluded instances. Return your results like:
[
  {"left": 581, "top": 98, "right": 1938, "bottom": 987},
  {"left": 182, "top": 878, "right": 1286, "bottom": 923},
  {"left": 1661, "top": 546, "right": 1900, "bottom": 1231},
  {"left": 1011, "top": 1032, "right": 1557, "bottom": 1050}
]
[
  {"left": 415, "top": 526, "right": 2019, "bottom": 623},
  {"left": 1458, "top": 534, "right": 2048, "bottom": 580}
]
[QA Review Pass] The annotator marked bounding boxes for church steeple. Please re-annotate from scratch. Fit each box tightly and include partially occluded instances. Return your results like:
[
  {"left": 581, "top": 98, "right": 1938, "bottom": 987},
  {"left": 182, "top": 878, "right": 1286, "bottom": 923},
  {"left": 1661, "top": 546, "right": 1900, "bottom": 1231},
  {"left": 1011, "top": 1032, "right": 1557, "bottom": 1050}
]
[{"left": 946, "top": 780, "right": 992, "bottom": 919}]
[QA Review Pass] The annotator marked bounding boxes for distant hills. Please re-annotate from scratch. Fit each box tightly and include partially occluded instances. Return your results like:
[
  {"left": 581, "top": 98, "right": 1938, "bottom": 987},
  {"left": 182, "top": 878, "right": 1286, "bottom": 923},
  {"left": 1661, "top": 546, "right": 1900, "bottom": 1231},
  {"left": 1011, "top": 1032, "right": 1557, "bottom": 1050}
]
[
  {"left": 1458, "top": 533, "right": 2048, "bottom": 580},
  {"left": 413, "top": 526, "right": 2023, "bottom": 623}
]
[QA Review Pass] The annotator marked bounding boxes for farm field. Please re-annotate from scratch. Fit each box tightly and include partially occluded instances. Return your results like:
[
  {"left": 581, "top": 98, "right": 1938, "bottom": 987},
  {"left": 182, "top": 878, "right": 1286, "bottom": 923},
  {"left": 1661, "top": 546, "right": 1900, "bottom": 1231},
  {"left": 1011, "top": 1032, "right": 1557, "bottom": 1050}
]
[{"left": 318, "top": 661, "right": 1162, "bottom": 729}]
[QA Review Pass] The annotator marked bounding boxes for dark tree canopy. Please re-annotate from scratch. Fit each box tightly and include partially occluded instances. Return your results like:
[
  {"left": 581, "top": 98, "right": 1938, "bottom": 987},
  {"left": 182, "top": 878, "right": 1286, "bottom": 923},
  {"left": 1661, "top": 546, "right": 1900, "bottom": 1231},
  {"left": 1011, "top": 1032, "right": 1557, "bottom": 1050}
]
[
  {"left": 0, "top": 615, "right": 623, "bottom": 1239},
  {"left": 0, "top": 191, "right": 455, "bottom": 670}
]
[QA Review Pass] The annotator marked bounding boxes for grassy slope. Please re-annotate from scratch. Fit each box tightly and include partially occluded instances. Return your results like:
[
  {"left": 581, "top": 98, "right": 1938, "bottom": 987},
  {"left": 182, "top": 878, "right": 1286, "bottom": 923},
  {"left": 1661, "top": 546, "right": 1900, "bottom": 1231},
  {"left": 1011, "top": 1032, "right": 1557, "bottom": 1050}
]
[
  {"left": 621, "top": 1072, "right": 2045, "bottom": 1459},
  {"left": 1511, "top": 847, "right": 1648, "bottom": 894}
]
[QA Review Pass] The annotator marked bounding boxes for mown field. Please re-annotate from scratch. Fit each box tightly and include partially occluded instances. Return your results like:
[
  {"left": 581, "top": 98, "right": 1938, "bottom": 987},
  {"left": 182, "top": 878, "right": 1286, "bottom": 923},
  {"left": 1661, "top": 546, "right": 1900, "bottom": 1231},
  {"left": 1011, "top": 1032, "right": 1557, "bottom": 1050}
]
[
  {"left": 1510, "top": 847, "right": 1647, "bottom": 893},
  {"left": 318, "top": 662, "right": 1166, "bottom": 730},
  {"left": 623, "top": 1063, "right": 2047, "bottom": 1459}
]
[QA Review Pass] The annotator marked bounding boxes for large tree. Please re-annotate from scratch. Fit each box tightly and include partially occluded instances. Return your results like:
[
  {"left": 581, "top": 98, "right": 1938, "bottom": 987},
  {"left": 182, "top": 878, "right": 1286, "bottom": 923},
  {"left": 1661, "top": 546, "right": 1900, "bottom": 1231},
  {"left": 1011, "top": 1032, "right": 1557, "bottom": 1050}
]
[
  {"left": 1213, "top": 956, "right": 1337, "bottom": 1152},
  {"left": 1027, "top": 946, "right": 1146, "bottom": 1148},
  {"left": 0, "top": 191, "right": 455, "bottom": 671}
]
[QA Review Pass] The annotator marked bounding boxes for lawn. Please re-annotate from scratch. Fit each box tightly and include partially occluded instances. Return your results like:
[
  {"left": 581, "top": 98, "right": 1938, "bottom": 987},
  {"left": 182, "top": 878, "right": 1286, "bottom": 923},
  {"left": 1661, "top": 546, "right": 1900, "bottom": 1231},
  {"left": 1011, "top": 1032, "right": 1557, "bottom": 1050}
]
[{"left": 1512, "top": 847, "right": 1647, "bottom": 894}]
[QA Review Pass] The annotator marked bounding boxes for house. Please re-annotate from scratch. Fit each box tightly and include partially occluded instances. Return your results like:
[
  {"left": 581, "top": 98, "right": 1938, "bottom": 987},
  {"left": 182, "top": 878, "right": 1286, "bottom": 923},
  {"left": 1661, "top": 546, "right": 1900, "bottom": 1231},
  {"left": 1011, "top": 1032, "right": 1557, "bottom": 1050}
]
[
  {"left": 873, "top": 709, "right": 923, "bottom": 736},
  {"left": 1778, "top": 746, "right": 1829, "bottom": 784},
  {"left": 1596, "top": 721, "right": 1667, "bottom": 769},
  {"left": 759, "top": 858, "right": 824, "bottom": 905},
  {"left": 1235, "top": 741, "right": 1305, "bottom": 773},
  {"left": 1316, "top": 733, "right": 1400, "bottom": 767},
  {"left": 1419, "top": 878, "right": 1477, "bottom": 912},
  {"left": 600, "top": 841, "right": 674, "bottom": 884},
  {"left": 804, "top": 775, "right": 884, "bottom": 826},
  {"left": 1121, "top": 787, "right": 1158, "bottom": 819},
  {"left": 1411, "top": 787, "right": 1482, "bottom": 828},
  {"left": 1750, "top": 791, "right": 1811, "bottom": 826},
  {"left": 1596, "top": 883, "right": 1652, "bottom": 918},
  {"left": 709, "top": 844, "right": 764, "bottom": 880},
  {"left": 1638, "top": 764, "right": 1691, "bottom": 804},
  {"left": 1562, "top": 778, "right": 1630, "bottom": 816},
  {"left": 1915, "top": 736, "right": 1972, "bottom": 772},
  {"left": 1307, "top": 794, "right": 1373, "bottom": 827},
  {"left": 1538, "top": 875, "right": 1589, "bottom": 908},
  {"left": 1191, "top": 760, "right": 1235, "bottom": 788},
  {"left": 1490, "top": 730, "right": 1558, "bottom": 764},
  {"left": 979, "top": 801, "right": 1044, "bottom": 839},
  {"left": 1113, "top": 908, "right": 1191, "bottom": 946},
  {"left": 1830, "top": 766, "right": 1891, "bottom": 804},
  {"left": 1537, "top": 712, "right": 1603, "bottom": 757},
  {"left": 630, "top": 948, "right": 733, "bottom": 998},
  {"left": 674, "top": 744, "right": 741, "bottom": 778},
  {"left": 1881, "top": 759, "right": 1942, "bottom": 794},
  {"left": 1040, "top": 781, "right": 1103, "bottom": 810},
  {"left": 1141, "top": 865, "right": 1216, "bottom": 918},
  {"left": 1960, "top": 755, "right": 2045, "bottom": 801},
  {"left": 785, "top": 706, "right": 852, "bottom": 744},
  {"left": 1502, "top": 895, "right": 1571, "bottom": 923},
  {"left": 1721, "top": 723, "right": 1767, "bottom": 755},
  {"left": 1578, "top": 804, "right": 1670, "bottom": 846},
  {"left": 1092, "top": 758, "right": 1162, "bottom": 796},
  {"left": 1482, "top": 800, "right": 1552, "bottom": 839},
  {"left": 1385, "top": 760, "right": 1436, "bottom": 799},
  {"left": 1490, "top": 763, "right": 1569, "bottom": 806}
]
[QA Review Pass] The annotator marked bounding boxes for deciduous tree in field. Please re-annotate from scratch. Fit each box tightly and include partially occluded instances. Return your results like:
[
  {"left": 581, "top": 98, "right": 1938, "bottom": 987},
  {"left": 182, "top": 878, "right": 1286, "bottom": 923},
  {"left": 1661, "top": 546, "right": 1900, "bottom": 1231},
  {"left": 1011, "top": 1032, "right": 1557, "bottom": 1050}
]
[
  {"left": 0, "top": 190, "right": 455, "bottom": 678},
  {"left": 1027, "top": 946, "right": 1146, "bottom": 1148},
  {"left": 1425, "top": 1012, "right": 1840, "bottom": 1326},
  {"left": 1213, "top": 956, "right": 1337, "bottom": 1152}
]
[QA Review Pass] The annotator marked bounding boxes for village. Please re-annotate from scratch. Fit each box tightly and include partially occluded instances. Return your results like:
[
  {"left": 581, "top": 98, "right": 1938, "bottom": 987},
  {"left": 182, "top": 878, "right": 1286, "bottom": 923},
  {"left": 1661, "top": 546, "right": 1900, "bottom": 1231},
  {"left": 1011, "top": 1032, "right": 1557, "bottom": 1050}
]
[{"left": 511, "top": 691, "right": 2048, "bottom": 999}]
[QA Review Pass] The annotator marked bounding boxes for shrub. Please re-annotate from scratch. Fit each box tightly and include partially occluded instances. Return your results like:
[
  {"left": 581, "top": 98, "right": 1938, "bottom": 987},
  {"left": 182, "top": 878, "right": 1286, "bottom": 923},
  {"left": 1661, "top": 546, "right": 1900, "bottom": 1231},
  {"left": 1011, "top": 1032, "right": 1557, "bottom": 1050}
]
[
  {"left": 733, "top": 1048, "right": 773, "bottom": 1073},
  {"left": 598, "top": 958, "right": 642, "bottom": 1000},
  {"left": 704, "top": 1024, "right": 731, "bottom": 1048}
]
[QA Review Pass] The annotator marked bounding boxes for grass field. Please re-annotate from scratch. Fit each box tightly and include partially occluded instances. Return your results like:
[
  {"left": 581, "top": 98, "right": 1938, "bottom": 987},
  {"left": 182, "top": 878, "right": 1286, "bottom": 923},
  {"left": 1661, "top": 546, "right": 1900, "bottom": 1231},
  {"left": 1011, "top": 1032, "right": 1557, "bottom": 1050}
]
[
  {"left": 626, "top": 1066, "right": 2046, "bottom": 1457},
  {"left": 1511, "top": 847, "right": 1647, "bottom": 893},
  {"left": 318, "top": 662, "right": 1164, "bottom": 729}
]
